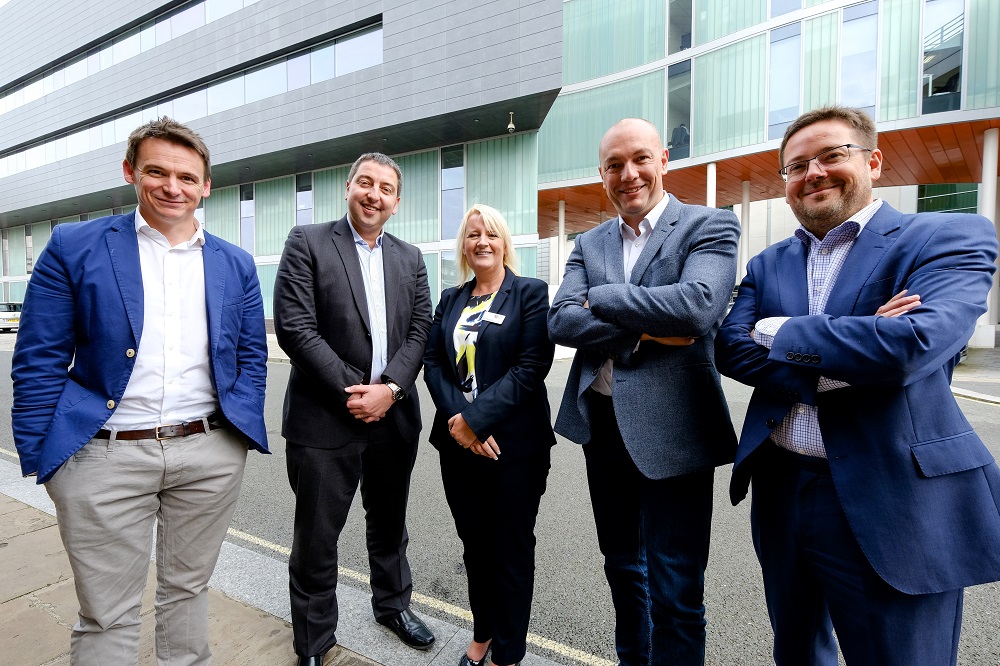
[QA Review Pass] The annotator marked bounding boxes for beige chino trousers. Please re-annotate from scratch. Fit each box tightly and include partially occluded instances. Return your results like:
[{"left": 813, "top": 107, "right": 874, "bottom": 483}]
[{"left": 46, "top": 426, "right": 248, "bottom": 666}]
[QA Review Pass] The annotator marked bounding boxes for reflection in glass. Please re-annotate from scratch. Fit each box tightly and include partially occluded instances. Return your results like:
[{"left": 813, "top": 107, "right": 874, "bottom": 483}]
[
  {"left": 771, "top": 0, "right": 800, "bottom": 18},
  {"left": 668, "top": 0, "right": 693, "bottom": 54},
  {"left": 172, "top": 90, "right": 208, "bottom": 123},
  {"left": 667, "top": 60, "right": 691, "bottom": 159},
  {"left": 311, "top": 43, "right": 336, "bottom": 84},
  {"left": 336, "top": 28, "right": 383, "bottom": 76},
  {"left": 113, "top": 29, "right": 141, "bottom": 65},
  {"left": 768, "top": 23, "right": 800, "bottom": 141},
  {"left": 245, "top": 62, "right": 287, "bottom": 104},
  {"left": 841, "top": 1, "right": 877, "bottom": 117},
  {"left": 287, "top": 53, "right": 311, "bottom": 90},
  {"left": 441, "top": 251, "right": 458, "bottom": 290},
  {"left": 441, "top": 145, "right": 464, "bottom": 241},
  {"left": 206, "top": 0, "right": 244, "bottom": 22},
  {"left": 171, "top": 3, "right": 206, "bottom": 40},
  {"left": 922, "top": 0, "right": 963, "bottom": 114},
  {"left": 208, "top": 77, "right": 245, "bottom": 114}
]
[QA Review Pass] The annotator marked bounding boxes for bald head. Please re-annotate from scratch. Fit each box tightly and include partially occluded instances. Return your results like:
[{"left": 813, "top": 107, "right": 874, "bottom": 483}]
[
  {"left": 599, "top": 118, "right": 664, "bottom": 160},
  {"left": 598, "top": 118, "right": 669, "bottom": 228}
]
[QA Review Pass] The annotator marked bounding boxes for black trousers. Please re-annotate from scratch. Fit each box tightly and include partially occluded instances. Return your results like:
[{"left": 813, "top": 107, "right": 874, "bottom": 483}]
[
  {"left": 439, "top": 442, "right": 551, "bottom": 666},
  {"left": 286, "top": 420, "right": 418, "bottom": 657}
]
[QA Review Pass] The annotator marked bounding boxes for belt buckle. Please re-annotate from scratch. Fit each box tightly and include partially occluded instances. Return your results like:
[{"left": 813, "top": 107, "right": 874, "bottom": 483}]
[{"left": 155, "top": 425, "right": 172, "bottom": 441}]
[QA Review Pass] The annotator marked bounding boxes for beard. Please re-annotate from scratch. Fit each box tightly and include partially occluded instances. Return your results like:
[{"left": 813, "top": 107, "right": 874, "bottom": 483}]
[{"left": 791, "top": 178, "right": 873, "bottom": 239}]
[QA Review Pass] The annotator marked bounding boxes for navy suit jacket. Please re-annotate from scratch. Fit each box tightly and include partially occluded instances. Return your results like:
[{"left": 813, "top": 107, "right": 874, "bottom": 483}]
[
  {"left": 423, "top": 268, "right": 555, "bottom": 458},
  {"left": 11, "top": 211, "right": 269, "bottom": 484},
  {"left": 716, "top": 203, "right": 1000, "bottom": 594},
  {"left": 549, "top": 195, "right": 739, "bottom": 479}
]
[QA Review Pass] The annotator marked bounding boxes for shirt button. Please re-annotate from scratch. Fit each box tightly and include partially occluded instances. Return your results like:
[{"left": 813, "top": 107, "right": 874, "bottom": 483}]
[
  {"left": 126, "top": 349, "right": 135, "bottom": 358},
  {"left": 821, "top": 249, "right": 830, "bottom": 255},
  {"left": 797, "top": 406, "right": 805, "bottom": 414},
  {"left": 107, "top": 399, "right": 116, "bottom": 409}
]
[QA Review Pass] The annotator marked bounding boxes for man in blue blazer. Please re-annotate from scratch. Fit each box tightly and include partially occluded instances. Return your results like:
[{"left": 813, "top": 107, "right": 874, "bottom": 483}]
[
  {"left": 716, "top": 106, "right": 1000, "bottom": 666},
  {"left": 11, "top": 117, "right": 268, "bottom": 665},
  {"left": 549, "top": 118, "right": 739, "bottom": 665}
]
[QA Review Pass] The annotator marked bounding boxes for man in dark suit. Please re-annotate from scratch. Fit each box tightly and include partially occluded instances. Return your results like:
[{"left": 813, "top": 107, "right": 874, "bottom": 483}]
[
  {"left": 548, "top": 118, "right": 740, "bottom": 665},
  {"left": 273, "top": 152, "right": 434, "bottom": 666},
  {"left": 11, "top": 117, "right": 269, "bottom": 665},
  {"left": 715, "top": 106, "right": 1000, "bottom": 666}
]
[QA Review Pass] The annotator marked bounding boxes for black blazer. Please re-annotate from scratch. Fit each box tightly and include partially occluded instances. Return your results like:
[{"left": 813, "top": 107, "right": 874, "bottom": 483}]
[
  {"left": 274, "top": 216, "right": 432, "bottom": 447},
  {"left": 423, "top": 268, "right": 556, "bottom": 459}
]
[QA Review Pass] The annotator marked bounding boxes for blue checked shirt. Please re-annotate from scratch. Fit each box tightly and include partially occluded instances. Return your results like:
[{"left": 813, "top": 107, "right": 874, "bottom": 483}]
[{"left": 751, "top": 199, "right": 883, "bottom": 458}]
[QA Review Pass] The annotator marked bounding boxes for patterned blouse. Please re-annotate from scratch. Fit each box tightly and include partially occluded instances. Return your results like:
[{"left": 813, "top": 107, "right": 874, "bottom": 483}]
[{"left": 453, "top": 291, "right": 497, "bottom": 400}]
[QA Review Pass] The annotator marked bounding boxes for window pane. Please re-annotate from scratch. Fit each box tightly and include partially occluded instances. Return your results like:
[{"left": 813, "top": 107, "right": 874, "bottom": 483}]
[
  {"left": 67, "top": 130, "right": 89, "bottom": 157},
  {"left": 768, "top": 26, "right": 800, "bottom": 140},
  {"left": 667, "top": 60, "right": 691, "bottom": 159},
  {"left": 288, "top": 53, "right": 310, "bottom": 90},
  {"left": 22, "top": 77, "right": 43, "bottom": 104},
  {"left": 172, "top": 89, "right": 208, "bottom": 122},
  {"left": 336, "top": 28, "right": 383, "bottom": 76},
  {"left": 311, "top": 43, "right": 335, "bottom": 83},
  {"left": 158, "top": 99, "right": 174, "bottom": 118},
  {"left": 922, "top": 0, "right": 964, "bottom": 114},
  {"left": 25, "top": 145, "right": 44, "bottom": 170},
  {"left": 115, "top": 111, "right": 142, "bottom": 143},
  {"left": 208, "top": 76, "right": 245, "bottom": 114},
  {"left": 140, "top": 21, "right": 156, "bottom": 51},
  {"left": 171, "top": 3, "right": 206, "bottom": 40},
  {"left": 155, "top": 16, "right": 172, "bottom": 45},
  {"left": 771, "top": 0, "right": 801, "bottom": 18},
  {"left": 65, "top": 57, "right": 87, "bottom": 85},
  {"left": 206, "top": 0, "right": 244, "bottom": 22},
  {"left": 668, "top": 0, "right": 693, "bottom": 54},
  {"left": 113, "top": 28, "right": 141, "bottom": 65},
  {"left": 99, "top": 44, "right": 113, "bottom": 71},
  {"left": 842, "top": 8, "right": 878, "bottom": 110},
  {"left": 245, "top": 62, "right": 287, "bottom": 103},
  {"left": 441, "top": 188, "right": 464, "bottom": 241},
  {"left": 87, "top": 50, "right": 101, "bottom": 76},
  {"left": 6, "top": 87, "right": 22, "bottom": 111},
  {"left": 101, "top": 121, "right": 116, "bottom": 148}
]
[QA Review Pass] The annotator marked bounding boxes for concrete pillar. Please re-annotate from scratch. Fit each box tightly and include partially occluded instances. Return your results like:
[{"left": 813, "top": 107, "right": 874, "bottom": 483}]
[
  {"left": 739, "top": 180, "right": 751, "bottom": 279},
  {"left": 706, "top": 162, "right": 717, "bottom": 208},
  {"left": 970, "top": 128, "right": 999, "bottom": 348},
  {"left": 557, "top": 199, "right": 566, "bottom": 285}
]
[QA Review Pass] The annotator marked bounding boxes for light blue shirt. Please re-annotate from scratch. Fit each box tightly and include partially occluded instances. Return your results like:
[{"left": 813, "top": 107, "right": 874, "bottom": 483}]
[{"left": 349, "top": 220, "right": 388, "bottom": 384}]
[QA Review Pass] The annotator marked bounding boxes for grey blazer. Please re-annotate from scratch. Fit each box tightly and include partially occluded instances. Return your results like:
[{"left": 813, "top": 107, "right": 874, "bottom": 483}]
[
  {"left": 273, "top": 216, "right": 432, "bottom": 448},
  {"left": 548, "top": 195, "right": 739, "bottom": 479}
]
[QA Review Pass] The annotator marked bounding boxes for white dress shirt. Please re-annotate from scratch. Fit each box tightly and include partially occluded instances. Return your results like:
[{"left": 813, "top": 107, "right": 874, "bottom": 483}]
[
  {"left": 104, "top": 210, "right": 217, "bottom": 429},
  {"left": 349, "top": 219, "right": 388, "bottom": 384}
]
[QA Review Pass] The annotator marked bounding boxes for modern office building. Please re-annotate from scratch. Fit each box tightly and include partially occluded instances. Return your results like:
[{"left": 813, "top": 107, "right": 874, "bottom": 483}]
[{"left": 2, "top": 0, "right": 999, "bottom": 342}]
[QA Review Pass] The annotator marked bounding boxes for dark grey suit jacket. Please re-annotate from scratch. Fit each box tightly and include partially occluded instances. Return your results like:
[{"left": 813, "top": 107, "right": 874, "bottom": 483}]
[
  {"left": 548, "top": 195, "right": 739, "bottom": 479},
  {"left": 273, "top": 216, "right": 432, "bottom": 447}
]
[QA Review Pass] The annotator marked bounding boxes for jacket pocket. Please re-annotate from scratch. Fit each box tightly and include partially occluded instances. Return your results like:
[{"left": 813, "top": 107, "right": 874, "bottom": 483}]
[{"left": 911, "top": 431, "right": 995, "bottom": 478}]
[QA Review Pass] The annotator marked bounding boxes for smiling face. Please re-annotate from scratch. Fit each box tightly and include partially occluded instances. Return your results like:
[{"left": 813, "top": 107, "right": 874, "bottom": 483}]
[
  {"left": 462, "top": 212, "right": 506, "bottom": 279},
  {"left": 122, "top": 137, "right": 210, "bottom": 240},
  {"left": 783, "top": 119, "right": 882, "bottom": 239},
  {"left": 598, "top": 119, "right": 669, "bottom": 229},
  {"left": 345, "top": 159, "right": 400, "bottom": 242}
]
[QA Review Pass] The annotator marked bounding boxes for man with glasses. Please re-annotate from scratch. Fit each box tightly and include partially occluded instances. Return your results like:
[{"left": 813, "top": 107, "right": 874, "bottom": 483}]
[{"left": 716, "top": 106, "right": 1000, "bottom": 665}]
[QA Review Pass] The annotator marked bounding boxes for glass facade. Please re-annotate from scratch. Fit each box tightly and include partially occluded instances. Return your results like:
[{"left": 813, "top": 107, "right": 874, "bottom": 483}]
[
  {"left": 441, "top": 146, "right": 465, "bottom": 241},
  {"left": 841, "top": 1, "right": 878, "bottom": 117},
  {"left": 802, "top": 13, "right": 837, "bottom": 112},
  {"left": 917, "top": 183, "right": 978, "bottom": 213},
  {"left": 921, "top": 0, "right": 964, "bottom": 114},
  {"left": 694, "top": 0, "right": 766, "bottom": 46},
  {"left": 967, "top": 0, "right": 1000, "bottom": 109},
  {"left": 205, "top": 185, "right": 240, "bottom": 245},
  {"left": 393, "top": 151, "right": 439, "bottom": 244},
  {"left": 693, "top": 34, "right": 766, "bottom": 155},
  {"left": 666, "top": 61, "right": 692, "bottom": 159},
  {"left": 768, "top": 24, "right": 801, "bottom": 141},
  {"left": 466, "top": 133, "right": 539, "bottom": 236},
  {"left": 563, "top": 0, "right": 665, "bottom": 84},
  {"left": 880, "top": 0, "right": 921, "bottom": 121}
]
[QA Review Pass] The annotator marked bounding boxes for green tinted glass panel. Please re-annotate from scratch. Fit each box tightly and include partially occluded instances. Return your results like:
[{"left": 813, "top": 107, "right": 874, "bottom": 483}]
[
  {"left": 8, "top": 280, "right": 27, "bottom": 302},
  {"left": 514, "top": 246, "right": 538, "bottom": 279},
  {"left": 563, "top": 0, "right": 665, "bottom": 84},
  {"left": 256, "top": 263, "right": 278, "bottom": 319},
  {"left": 967, "top": 0, "right": 1000, "bottom": 109},
  {"left": 803, "top": 13, "right": 838, "bottom": 111},
  {"left": 314, "top": 166, "right": 350, "bottom": 224},
  {"left": 692, "top": 35, "right": 766, "bottom": 155},
  {"left": 392, "top": 150, "right": 438, "bottom": 244},
  {"left": 423, "top": 251, "right": 440, "bottom": 309},
  {"left": 805, "top": 0, "right": 832, "bottom": 6},
  {"left": 880, "top": 0, "right": 920, "bottom": 121},
  {"left": 7, "top": 226, "right": 26, "bottom": 276},
  {"left": 204, "top": 185, "right": 239, "bottom": 245},
  {"left": 89, "top": 208, "right": 113, "bottom": 219},
  {"left": 255, "top": 176, "right": 295, "bottom": 256},
  {"left": 539, "top": 71, "right": 665, "bottom": 183},
  {"left": 30, "top": 222, "right": 51, "bottom": 262},
  {"left": 695, "top": 0, "right": 766, "bottom": 46},
  {"left": 917, "top": 183, "right": 978, "bottom": 213},
  {"left": 467, "top": 132, "right": 539, "bottom": 236}
]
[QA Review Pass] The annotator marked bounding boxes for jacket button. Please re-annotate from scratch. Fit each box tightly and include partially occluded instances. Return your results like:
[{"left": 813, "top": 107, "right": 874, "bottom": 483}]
[
  {"left": 793, "top": 353, "right": 802, "bottom": 362},
  {"left": 126, "top": 349, "right": 136, "bottom": 358},
  {"left": 107, "top": 400, "right": 116, "bottom": 409},
  {"left": 766, "top": 418, "right": 777, "bottom": 428},
  {"left": 812, "top": 355, "right": 821, "bottom": 363},
  {"left": 786, "top": 352, "right": 795, "bottom": 360},
  {"left": 801, "top": 354, "right": 812, "bottom": 363}
]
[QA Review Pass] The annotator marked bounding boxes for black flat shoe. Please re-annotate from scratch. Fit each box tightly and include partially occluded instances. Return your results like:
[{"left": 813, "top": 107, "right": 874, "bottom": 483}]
[
  {"left": 459, "top": 648, "right": 490, "bottom": 666},
  {"left": 376, "top": 608, "right": 435, "bottom": 650},
  {"left": 296, "top": 656, "right": 324, "bottom": 666}
]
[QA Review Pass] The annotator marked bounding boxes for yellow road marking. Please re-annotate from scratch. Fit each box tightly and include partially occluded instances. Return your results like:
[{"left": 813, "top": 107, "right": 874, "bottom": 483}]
[{"left": 0, "top": 446, "right": 18, "bottom": 459}]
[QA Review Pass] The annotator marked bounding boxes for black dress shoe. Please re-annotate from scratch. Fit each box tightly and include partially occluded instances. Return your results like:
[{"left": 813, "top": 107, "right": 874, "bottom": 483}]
[
  {"left": 458, "top": 652, "right": 487, "bottom": 666},
  {"left": 296, "top": 656, "right": 324, "bottom": 666},
  {"left": 376, "top": 608, "right": 435, "bottom": 650}
]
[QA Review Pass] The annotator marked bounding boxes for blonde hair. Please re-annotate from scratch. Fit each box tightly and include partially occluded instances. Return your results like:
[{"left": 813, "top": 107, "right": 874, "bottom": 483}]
[{"left": 454, "top": 204, "right": 518, "bottom": 284}]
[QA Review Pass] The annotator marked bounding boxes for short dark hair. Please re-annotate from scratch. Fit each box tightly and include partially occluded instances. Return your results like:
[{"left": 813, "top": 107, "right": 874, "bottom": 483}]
[
  {"left": 779, "top": 106, "right": 878, "bottom": 167},
  {"left": 125, "top": 116, "right": 212, "bottom": 180},
  {"left": 347, "top": 152, "right": 403, "bottom": 197}
]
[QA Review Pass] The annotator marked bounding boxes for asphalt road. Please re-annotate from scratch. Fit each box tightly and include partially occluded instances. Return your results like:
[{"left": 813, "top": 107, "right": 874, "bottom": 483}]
[{"left": 1, "top": 351, "right": 999, "bottom": 665}]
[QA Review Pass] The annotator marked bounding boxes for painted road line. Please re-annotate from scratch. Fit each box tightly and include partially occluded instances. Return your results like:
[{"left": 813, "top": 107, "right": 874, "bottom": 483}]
[
  {"left": 0, "top": 446, "right": 18, "bottom": 459},
  {"left": 952, "top": 386, "right": 1000, "bottom": 405}
]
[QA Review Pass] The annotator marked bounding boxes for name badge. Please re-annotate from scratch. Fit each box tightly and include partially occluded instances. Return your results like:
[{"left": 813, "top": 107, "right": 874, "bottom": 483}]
[{"left": 483, "top": 312, "right": 506, "bottom": 324}]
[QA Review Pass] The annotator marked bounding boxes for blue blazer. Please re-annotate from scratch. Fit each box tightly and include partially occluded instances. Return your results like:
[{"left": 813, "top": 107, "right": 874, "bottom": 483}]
[
  {"left": 716, "top": 203, "right": 1000, "bottom": 594},
  {"left": 423, "top": 269, "right": 555, "bottom": 458},
  {"left": 548, "top": 196, "right": 739, "bottom": 479},
  {"left": 11, "top": 212, "right": 269, "bottom": 484}
]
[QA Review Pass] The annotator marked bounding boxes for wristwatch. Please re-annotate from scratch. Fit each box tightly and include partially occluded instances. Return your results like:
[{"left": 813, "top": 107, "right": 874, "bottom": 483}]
[{"left": 384, "top": 378, "right": 405, "bottom": 402}]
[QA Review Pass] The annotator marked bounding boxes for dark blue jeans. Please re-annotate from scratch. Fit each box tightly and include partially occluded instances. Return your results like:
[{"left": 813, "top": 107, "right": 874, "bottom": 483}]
[{"left": 583, "top": 392, "right": 714, "bottom": 666}]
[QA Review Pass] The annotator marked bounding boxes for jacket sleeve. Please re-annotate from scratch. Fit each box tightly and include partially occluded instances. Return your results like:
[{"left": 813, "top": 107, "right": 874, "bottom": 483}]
[
  {"left": 273, "top": 225, "right": 365, "bottom": 401},
  {"left": 422, "top": 289, "right": 471, "bottom": 418},
  {"left": 382, "top": 250, "right": 432, "bottom": 394},
  {"left": 235, "top": 252, "right": 268, "bottom": 401},
  {"left": 463, "top": 280, "right": 555, "bottom": 439},
  {"left": 10, "top": 226, "right": 76, "bottom": 477}
]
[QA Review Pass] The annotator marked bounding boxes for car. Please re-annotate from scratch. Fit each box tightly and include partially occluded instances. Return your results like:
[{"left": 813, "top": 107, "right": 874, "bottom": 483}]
[{"left": 0, "top": 302, "right": 22, "bottom": 331}]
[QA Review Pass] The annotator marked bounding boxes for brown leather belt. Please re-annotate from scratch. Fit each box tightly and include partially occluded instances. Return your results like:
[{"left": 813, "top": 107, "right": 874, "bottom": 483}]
[{"left": 95, "top": 415, "right": 224, "bottom": 441}]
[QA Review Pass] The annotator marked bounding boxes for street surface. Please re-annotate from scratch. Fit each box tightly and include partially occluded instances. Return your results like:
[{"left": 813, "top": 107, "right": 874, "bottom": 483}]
[{"left": 0, "top": 345, "right": 998, "bottom": 665}]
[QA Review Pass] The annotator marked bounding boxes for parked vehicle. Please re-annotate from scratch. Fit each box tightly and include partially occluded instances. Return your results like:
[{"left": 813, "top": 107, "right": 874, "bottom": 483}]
[{"left": 0, "top": 302, "right": 22, "bottom": 331}]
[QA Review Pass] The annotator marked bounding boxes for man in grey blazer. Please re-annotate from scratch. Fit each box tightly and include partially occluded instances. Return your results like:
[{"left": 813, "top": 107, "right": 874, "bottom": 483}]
[
  {"left": 273, "top": 153, "right": 434, "bottom": 666},
  {"left": 548, "top": 119, "right": 739, "bottom": 666}
]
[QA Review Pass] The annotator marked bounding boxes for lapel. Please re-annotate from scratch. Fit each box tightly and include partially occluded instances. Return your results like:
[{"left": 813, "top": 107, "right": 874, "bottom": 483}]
[
  {"left": 603, "top": 220, "right": 626, "bottom": 285},
  {"left": 775, "top": 238, "right": 810, "bottom": 316},
  {"left": 330, "top": 216, "right": 372, "bottom": 333},
  {"left": 202, "top": 233, "right": 225, "bottom": 359},
  {"left": 105, "top": 212, "right": 144, "bottom": 343},
  {"left": 443, "top": 280, "right": 476, "bottom": 368},
  {"left": 824, "top": 203, "right": 902, "bottom": 316},
  {"left": 382, "top": 233, "right": 400, "bottom": 349},
  {"left": 629, "top": 195, "right": 678, "bottom": 285},
  {"left": 478, "top": 267, "right": 515, "bottom": 338}
]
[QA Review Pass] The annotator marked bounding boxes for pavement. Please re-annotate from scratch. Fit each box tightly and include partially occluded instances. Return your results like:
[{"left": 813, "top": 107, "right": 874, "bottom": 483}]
[{"left": 2, "top": 333, "right": 1000, "bottom": 665}]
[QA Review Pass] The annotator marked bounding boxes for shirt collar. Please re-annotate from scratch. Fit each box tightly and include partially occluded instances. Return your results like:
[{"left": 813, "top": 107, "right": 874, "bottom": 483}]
[
  {"left": 133, "top": 207, "right": 205, "bottom": 248},
  {"left": 619, "top": 191, "right": 670, "bottom": 240},
  {"left": 348, "top": 216, "right": 384, "bottom": 249},
  {"left": 794, "top": 198, "right": 883, "bottom": 246}
]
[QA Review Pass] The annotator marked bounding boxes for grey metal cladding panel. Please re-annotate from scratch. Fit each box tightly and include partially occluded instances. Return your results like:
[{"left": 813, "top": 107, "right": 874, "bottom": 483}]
[
  {"left": 0, "top": 0, "right": 167, "bottom": 89},
  {"left": 0, "top": 0, "right": 376, "bottom": 152}
]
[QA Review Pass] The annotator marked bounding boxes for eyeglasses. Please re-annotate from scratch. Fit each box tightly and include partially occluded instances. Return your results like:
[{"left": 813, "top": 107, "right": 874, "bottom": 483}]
[{"left": 778, "top": 144, "right": 873, "bottom": 182}]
